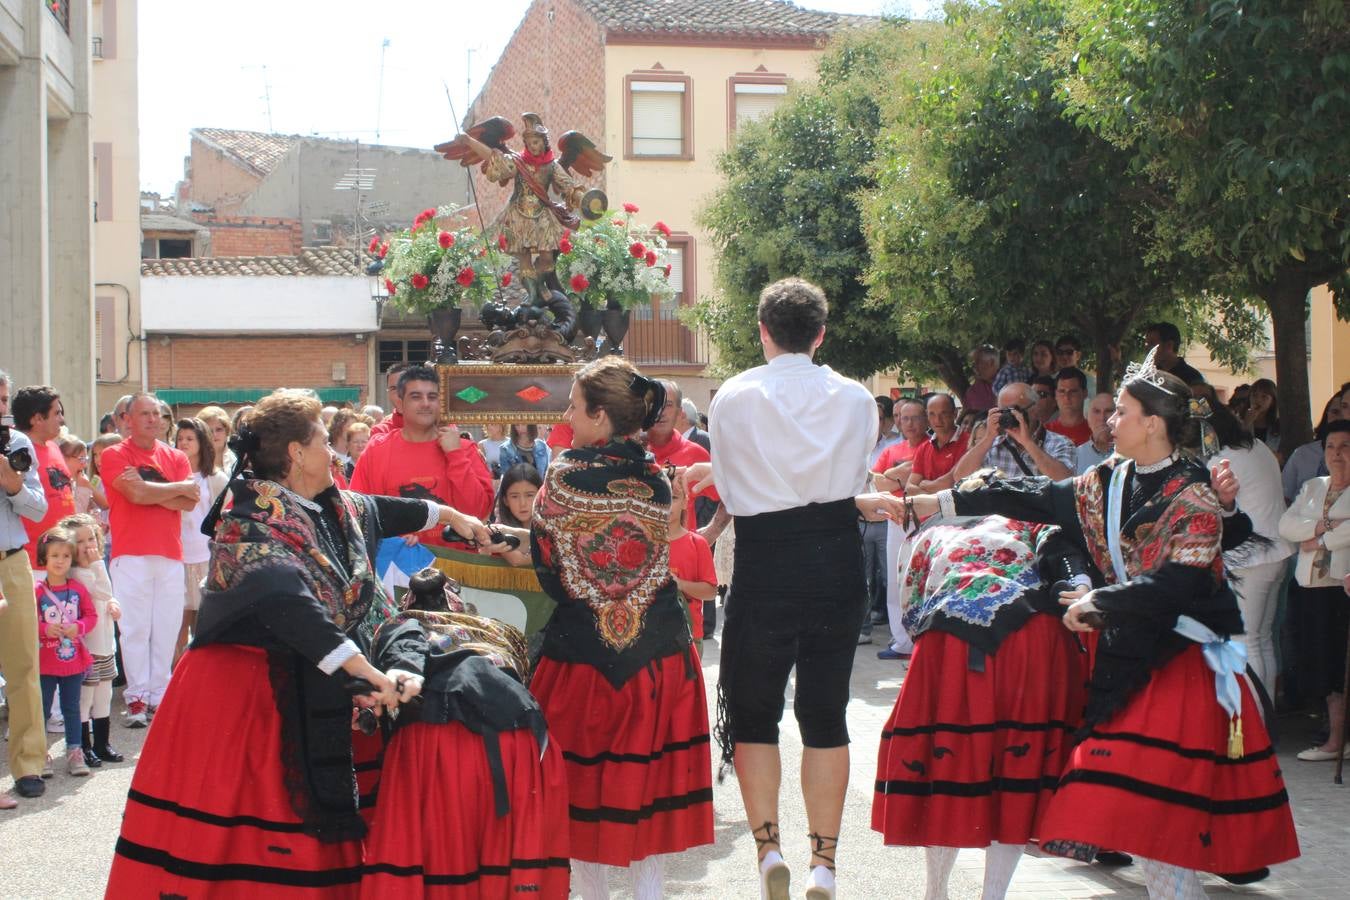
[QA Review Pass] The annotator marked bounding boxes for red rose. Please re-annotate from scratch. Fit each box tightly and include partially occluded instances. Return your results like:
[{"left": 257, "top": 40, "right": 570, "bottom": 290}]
[
  {"left": 501, "top": 272, "right": 512, "bottom": 286},
  {"left": 559, "top": 237, "right": 573, "bottom": 254},
  {"left": 384, "top": 278, "right": 396, "bottom": 295},
  {"left": 663, "top": 264, "right": 672, "bottom": 278},
  {"left": 611, "top": 218, "right": 626, "bottom": 226},
  {"left": 456, "top": 266, "right": 476, "bottom": 287},
  {"left": 623, "top": 202, "right": 639, "bottom": 214},
  {"left": 654, "top": 220, "right": 671, "bottom": 237},
  {"left": 570, "top": 273, "right": 590, "bottom": 292},
  {"left": 590, "top": 550, "right": 614, "bottom": 569},
  {"left": 438, "top": 231, "right": 454, "bottom": 249},
  {"left": 629, "top": 241, "right": 646, "bottom": 259},
  {"left": 411, "top": 273, "right": 429, "bottom": 290},
  {"left": 367, "top": 236, "right": 380, "bottom": 253},
  {"left": 422, "top": 207, "right": 437, "bottom": 221},
  {"left": 644, "top": 250, "right": 658, "bottom": 267},
  {"left": 616, "top": 539, "right": 646, "bottom": 569},
  {"left": 379, "top": 242, "right": 389, "bottom": 258}
]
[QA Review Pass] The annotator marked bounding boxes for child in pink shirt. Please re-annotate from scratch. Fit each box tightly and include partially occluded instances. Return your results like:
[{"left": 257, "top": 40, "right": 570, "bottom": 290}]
[{"left": 35, "top": 527, "right": 98, "bottom": 776}]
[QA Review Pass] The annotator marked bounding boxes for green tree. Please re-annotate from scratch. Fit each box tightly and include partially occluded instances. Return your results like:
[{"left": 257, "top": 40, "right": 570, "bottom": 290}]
[
  {"left": 865, "top": 0, "right": 1202, "bottom": 394},
  {"left": 1062, "top": 0, "right": 1350, "bottom": 450},
  {"left": 695, "top": 20, "right": 959, "bottom": 382}
]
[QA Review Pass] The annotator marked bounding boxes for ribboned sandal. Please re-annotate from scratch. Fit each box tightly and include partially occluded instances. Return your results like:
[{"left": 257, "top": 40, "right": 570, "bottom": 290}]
[
  {"left": 753, "top": 821, "right": 790, "bottom": 900},
  {"left": 805, "top": 832, "right": 838, "bottom": 900}
]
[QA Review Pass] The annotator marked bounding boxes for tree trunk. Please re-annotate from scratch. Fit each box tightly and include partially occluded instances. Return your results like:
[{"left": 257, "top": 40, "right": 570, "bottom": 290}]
[
  {"left": 931, "top": 346, "right": 969, "bottom": 400},
  {"left": 1093, "top": 336, "right": 1118, "bottom": 396},
  {"left": 1260, "top": 271, "right": 1314, "bottom": 455}
]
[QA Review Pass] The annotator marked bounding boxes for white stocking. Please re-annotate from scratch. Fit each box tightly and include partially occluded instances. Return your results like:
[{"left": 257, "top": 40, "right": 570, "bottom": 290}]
[
  {"left": 982, "top": 842, "right": 1024, "bottom": 899},
  {"left": 1138, "top": 856, "right": 1207, "bottom": 900},
  {"left": 924, "top": 846, "right": 958, "bottom": 900},
  {"left": 629, "top": 854, "right": 664, "bottom": 900},
  {"left": 571, "top": 860, "right": 610, "bottom": 900}
]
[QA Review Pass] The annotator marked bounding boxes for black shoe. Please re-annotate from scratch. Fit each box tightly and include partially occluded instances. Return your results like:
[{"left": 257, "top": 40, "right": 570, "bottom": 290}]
[
  {"left": 92, "top": 717, "right": 125, "bottom": 763},
  {"left": 1095, "top": 850, "right": 1133, "bottom": 866},
  {"left": 81, "top": 722, "right": 104, "bottom": 768},
  {"left": 13, "top": 776, "right": 45, "bottom": 798},
  {"left": 1216, "top": 868, "right": 1269, "bottom": 885}
]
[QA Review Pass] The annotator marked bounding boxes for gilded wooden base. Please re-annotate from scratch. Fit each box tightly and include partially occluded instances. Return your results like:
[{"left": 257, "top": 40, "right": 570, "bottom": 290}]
[{"left": 438, "top": 362, "right": 583, "bottom": 425}]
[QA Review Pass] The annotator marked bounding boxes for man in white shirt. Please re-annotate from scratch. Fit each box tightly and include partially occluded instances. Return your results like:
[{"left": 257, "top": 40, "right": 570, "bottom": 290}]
[{"left": 706, "top": 278, "right": 875, "bottom": 900}]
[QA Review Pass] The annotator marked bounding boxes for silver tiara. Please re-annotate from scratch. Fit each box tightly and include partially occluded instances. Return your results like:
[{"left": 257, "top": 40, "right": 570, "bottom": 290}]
[{"left": 1121, "top": 346, "right": 1180, "bottom": 396}]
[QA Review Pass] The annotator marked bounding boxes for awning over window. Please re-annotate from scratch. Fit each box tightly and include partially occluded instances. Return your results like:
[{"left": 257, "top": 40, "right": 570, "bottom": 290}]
[{"left": 155, "top": 388, "right": 362, "bottom": 406}]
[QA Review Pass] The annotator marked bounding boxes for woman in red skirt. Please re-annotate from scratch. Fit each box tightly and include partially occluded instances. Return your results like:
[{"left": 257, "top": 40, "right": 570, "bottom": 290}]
[
  {"left": 873, "top": 516, "right": 1089, "bottom": 899},
  {"left": 360, "top": 568, "right": 570, "bottom": 899},
  {"left": 105, "top": 390, "right": 491, "bottom": 899},
  {"left": 524, "top": 357, "right": 713, "bottom": 899},
  {"left": 908, "top": 354, "right": 1300, "bottom": 898}
]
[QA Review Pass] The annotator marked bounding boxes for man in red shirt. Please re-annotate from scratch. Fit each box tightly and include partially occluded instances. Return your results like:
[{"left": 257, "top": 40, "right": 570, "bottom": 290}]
[
  {"left": 1045, "top": 367, "right": 1093, "bottom": 446},
  {"left": 369, "top": 362, "right": 410, "bottom": 438},
  {"left": 12, "top": 387, "right": 76, "bottom": 569},
  {"left": 101, "top": 393, "right": 197, "bottom": 726},
  {"left": 647, "top": 380, "right": 718, "bottom": 526},
  {"left": 350, "top": 365, "right": 493, "bottom": 547}
]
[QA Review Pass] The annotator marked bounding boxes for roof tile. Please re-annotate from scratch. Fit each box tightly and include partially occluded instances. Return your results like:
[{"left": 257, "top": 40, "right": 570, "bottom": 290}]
[
  {"left": 141, "top": 246, "right": 366, "bottom": 277},
  {"left": 576, "top": 0, "right": 847, "bottom": 36},
  {"left": 191, "top": 128, "right": 298, "bottom": 176}
]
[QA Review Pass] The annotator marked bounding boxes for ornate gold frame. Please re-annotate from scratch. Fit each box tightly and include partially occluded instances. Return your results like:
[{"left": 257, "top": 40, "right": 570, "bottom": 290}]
[{"left": 438, "top": 363, "right": 583, "bottom": 425}]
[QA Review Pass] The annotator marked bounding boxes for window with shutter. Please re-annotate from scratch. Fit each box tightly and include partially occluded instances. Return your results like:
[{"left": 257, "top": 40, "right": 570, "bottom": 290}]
[
  {"left": 734, "top": 83, "right": 787, "bottom": 126},
  {"left": 626, "top": 75, "right": 691, "bottom": 159},
  {"left": 94, "top": 308, "right": 103, "bottom": 378}
]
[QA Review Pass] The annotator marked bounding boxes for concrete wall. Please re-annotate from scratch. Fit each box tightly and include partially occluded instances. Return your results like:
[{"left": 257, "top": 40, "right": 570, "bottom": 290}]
[
  {"left": 239, "top": 140, "right": 469, "bottom": 247},
  {"left": 187, "top": 136, "right": 265, "bottom": 217},
  {"left": 465, "top": 0, "right": 607, "bottom": 226},
  {"left": 0, "top": 0, "right": 96, "bottom": 434},
  {"left": 92, "top": 0, "right": 142, "bottom": 420}
]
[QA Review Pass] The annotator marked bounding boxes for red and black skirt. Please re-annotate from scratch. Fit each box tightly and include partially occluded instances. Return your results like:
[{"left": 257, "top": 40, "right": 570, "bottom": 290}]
[
  {"left": 872, "top": 613, "right": 1088, "bottom": 847},
  {"left": 105, "top": 645, "right": 364, "bottom": 900},
  {"left": 529, "top": 649, "right": 714, "bottom": 866},
  {"left": 360, "top": 720, "right": 571, "bottom": 899},
  {"left": 1039, "top": 643, "right": 1300, "bottom": 872}
]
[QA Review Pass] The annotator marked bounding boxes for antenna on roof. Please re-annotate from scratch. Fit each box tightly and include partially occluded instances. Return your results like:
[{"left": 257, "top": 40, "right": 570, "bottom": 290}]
[
  {"left": 334, "top": 141, "right": 378, "bottom": 264},
  {"left": 242, "top": 64, "right": 275, "bottom": 131},
  {"left": 375, "top": 38, "right": 391, "bottom": 143}
]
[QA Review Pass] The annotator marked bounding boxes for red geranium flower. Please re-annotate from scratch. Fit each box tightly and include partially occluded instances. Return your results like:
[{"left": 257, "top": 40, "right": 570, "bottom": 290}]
[
  {"left": 501, "top": 272, "right": 512, "bottom": 286},
  {"left": 384, "top": 278, "right": 396, "bottom": 295},
  {"left": 411, "top": 273, "right": 430, "bottom": 290},
  {"left": 438, "top": 231, "right": 454, "bottom": 249},
  {"left": 558, "top": 237, "right": 573, "bottom": 254},
  {"left": 379, "top": 242, "right": 389, "bottom": 259},
  {"left": 653, "top": 220, "right": 671, "bottom": 237},
  {"left": 570, "top": 273, "right": 590, "bottom": 292},
  {"left": 662, "top": 264, "right": 672, "bottom": 278},
  {"left": 456, "top": 267, "right": 475, "bottom": 287},
  {"left": 367, "top": 236, "right": 381, "bottom": 253},
  {"left": 612, "top": 218, "right": 626, "bottom": 226},
  {"left": 629, "top": 241, "right": 646, "bottom": 259},
  {"left": 616, "top": 539, "right": 646, "bottom": 569},
  {"left": 422, "top": 207, "right": 437, "bottom": 222},
  {"left": 622, "top": 202, "right": 639, "bottom": 214},
  {"left": 498, "top": 233, "right": 508, "bottom": 250},
  {"left": 644, "top": 250, "right": 658, "bottom": 267}
]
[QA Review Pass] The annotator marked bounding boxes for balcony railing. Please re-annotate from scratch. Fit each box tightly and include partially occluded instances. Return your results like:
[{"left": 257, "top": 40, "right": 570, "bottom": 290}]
[
  {"left": 627, "top": 308, "right": 709, "bottom": 369},
  {"left": 92, "top": 36, "right": 103, "bottom": 58},
  {"left": 48, "top": 0, "right": 70, "bottom": 34}
]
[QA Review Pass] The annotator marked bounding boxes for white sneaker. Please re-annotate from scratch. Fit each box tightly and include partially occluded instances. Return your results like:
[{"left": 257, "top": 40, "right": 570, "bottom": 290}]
[
  {"left": 759, "top": 853, "right": 790, "bottom": 900},
  {"left": 46, "top": 716, "right": 64, "bottom": 734}
]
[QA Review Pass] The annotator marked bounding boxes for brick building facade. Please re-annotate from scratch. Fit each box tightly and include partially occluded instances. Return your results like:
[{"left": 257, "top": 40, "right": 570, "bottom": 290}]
[
  {"left": 199, "top": 215, "right": 304, "bottom": 257},
  {"left": 147, "top": 335, "right": 371, "bottom": 409}
]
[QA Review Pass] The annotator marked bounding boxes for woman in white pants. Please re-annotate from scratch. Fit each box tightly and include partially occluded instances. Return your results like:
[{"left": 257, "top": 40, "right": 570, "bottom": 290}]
[{"left": 1192, "top": 385, "right": 1293, "bottom": 690}]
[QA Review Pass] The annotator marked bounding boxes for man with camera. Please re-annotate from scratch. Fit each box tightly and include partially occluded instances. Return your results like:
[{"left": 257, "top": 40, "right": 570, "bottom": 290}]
[
  {"left": 12, "top": 386, "right": 77, "bottom": 568},
  {"left": 949, "top": 381, "right": 1075, "bottom": 483},
  {"left": 0, "top": 370, "right": 52, "bottom": 801}
]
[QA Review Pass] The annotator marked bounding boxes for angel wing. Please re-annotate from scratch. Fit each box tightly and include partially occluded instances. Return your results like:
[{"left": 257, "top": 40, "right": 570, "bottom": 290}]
[
  {"left": 557, "top": 131, "right": 613, "bottom": 178},
  {"left": 433, "top": 116, "right": 516, "bottom": 168}
]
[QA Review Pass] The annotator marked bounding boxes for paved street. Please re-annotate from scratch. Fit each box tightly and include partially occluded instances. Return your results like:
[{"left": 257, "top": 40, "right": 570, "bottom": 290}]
[{"left": 2, "top": 625, "right": 1348, "bottom": 898}]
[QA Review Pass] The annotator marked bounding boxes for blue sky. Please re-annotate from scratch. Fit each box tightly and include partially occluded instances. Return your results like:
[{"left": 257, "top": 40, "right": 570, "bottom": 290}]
[{"left": 138, "top": 0, "right": 937, "bottom": 196}]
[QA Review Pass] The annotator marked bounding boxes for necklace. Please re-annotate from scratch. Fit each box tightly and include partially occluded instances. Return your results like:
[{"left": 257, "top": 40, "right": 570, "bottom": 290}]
[{"left": 1134, "top": 453, "right": 1176, "bottom": 475}]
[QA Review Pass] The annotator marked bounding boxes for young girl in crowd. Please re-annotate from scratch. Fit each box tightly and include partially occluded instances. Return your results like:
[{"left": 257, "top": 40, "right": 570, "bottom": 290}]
[
  {"left": 666, "top": 473, "right": 716, "bottom": 653},
  {"left": 492, "top": 463, "right": 542, "bottom": 567},
  {"left": 89, "top": 434, "right": 120, "bottom": 530},
  {"left": 35, "top": 527, "right": 99, "bottom": 777},
  {"left": 58, "top": 437, "right": 105, "bottom": 517},
  {"left": 61, "top": 513, "right": 123, "bottom": 767},
  {"left": 500, "top": 423, "right": 551, "bottom": 474},
  {"left": 174, "top": 418, "right": 226, "bottom": 666}
]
